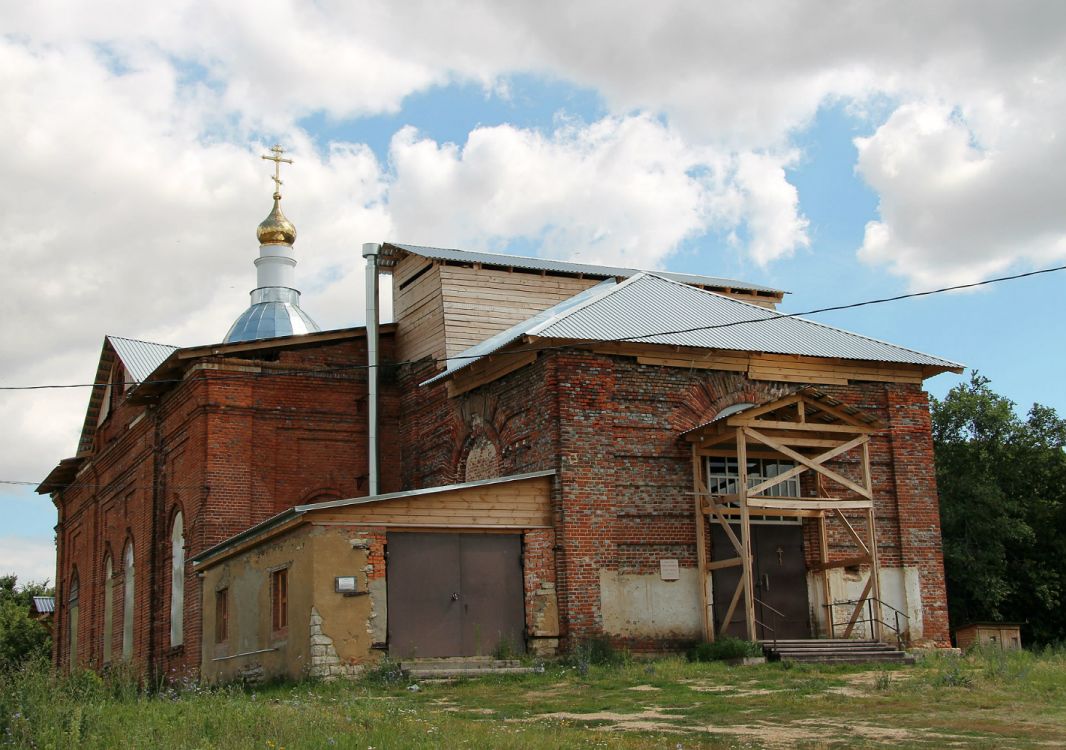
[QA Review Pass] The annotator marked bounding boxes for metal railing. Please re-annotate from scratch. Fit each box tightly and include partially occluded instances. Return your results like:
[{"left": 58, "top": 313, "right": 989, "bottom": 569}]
[
  {"left": 823, "top": 597, "right": 910, "bottom": 649},
  {"left": 753, "top": 596, "right": 785, "bottom": 649}
]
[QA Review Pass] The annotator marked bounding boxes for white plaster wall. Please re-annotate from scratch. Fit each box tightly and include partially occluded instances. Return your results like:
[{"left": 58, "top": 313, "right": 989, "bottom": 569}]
[
  {"left": 599, "top": 569, "right": 703, "bottom": 638},
  {"left": 807, "top": 566, "right": 924, "bottom": 641}
]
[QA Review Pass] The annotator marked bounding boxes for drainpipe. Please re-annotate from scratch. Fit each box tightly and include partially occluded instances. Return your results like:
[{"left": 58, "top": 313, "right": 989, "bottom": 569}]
[{"left": 362, "top": 242, "right": 381, "bottom": 496}]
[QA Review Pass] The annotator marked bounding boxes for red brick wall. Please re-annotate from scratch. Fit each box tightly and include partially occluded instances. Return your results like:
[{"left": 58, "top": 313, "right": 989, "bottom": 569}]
[
  {"left": 52, "top": 333, "right": 399, "bottom": 678},
  {"left": 396, "top": 350, "right": 951, "bottom": 648}
]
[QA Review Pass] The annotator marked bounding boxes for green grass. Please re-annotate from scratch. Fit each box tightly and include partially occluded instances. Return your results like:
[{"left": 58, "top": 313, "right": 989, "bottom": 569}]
[{"left": 3, "top": 647, "right": 1065, "bottom": 748}]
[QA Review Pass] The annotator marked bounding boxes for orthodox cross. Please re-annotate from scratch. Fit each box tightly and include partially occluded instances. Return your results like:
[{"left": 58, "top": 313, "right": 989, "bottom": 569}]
[{"left": 261, "top": 144, "right": 293, "bottom": 197}]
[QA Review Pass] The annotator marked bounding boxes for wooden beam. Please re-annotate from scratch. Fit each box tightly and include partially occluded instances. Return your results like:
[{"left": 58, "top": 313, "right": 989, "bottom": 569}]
[
  {"left": 867, "top": 503, "right": 884, "bottom": 642},
  {"left": 735, "top": 419, "right": 873, "bottom": 434},
  {"left": 712, "top": 505, "right": 744, "bottom": 557},
  {"left": 831, "top": 508, "right": 871, "bottom": 556},
  {"left": 737, "top": 429, "right": 757, "bottom": 642},
  {"left": 744, "top": 428, "right": 872, "bottom": 499},
  {"left": 746, "top": 497, "right": 872, "bottom": 511},
  {"left": 692, "top": 443, "right": 712, "bottom": 642},
  {"left": 727, "top": 394, "right": 803, "bottom": 423},
  {"left": 843, "top": 576, "right": 874, "bottom": 638},
  {"left": 818, "top": 502, "right": 832, "bottom": 638},
  {"left": 720, "top": 575, "right": 745, "bottom": 639},
  {"left": 707, "top": 557, "right": 743, "bottom": 571},
  {"left": 810, "top": 554, "right": 872, "bottom": 572}
]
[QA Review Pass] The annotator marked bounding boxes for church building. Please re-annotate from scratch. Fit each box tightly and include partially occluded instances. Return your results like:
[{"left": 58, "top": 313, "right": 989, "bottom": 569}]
[{"left": 39, "top": 147, "right": 962, "bottom": 681}]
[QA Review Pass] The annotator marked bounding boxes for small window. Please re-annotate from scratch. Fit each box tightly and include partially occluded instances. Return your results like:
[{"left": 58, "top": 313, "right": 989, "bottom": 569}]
[
  {"left": 215, "top": 589, "right": 229, "bottom": 644},
  {"left": 271, "top": 569, "right": 288, "bottom": 633}
]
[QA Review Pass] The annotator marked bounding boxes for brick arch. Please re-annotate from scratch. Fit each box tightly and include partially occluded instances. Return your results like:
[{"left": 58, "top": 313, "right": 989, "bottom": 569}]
[
  {"left": 459, "top": 433, "right": 502, "bottom": 482},
  {"left": 668, "top": 372, "right": 791, "bottom": 434},
  {"left": 450, "top": 392, "right": 504, "bottom": 482},
  {"left": 299, "top": 486, "right": 343, "bottom": 504}
]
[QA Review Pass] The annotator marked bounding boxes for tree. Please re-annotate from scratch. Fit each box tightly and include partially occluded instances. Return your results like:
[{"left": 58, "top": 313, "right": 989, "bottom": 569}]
[
  {"left": 0, "top": 575, "right": 53, "bottom": 669},
  {"left": 932, "top": 373, "right": 1066, "bottom": 645}
]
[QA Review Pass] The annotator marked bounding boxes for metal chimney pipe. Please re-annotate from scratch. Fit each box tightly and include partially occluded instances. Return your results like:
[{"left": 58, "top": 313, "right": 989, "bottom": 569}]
[{"left": 362, "top": 242, "right": 381, "bottom": 496}]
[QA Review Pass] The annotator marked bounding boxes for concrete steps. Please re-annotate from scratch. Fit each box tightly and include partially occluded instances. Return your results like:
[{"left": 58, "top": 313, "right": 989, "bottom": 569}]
[
  {"left": 399, "top": 657, "right": 537, "bottom": 679},
  {"left": 762, "top": 639, "right": 915, "bottom": 665}
]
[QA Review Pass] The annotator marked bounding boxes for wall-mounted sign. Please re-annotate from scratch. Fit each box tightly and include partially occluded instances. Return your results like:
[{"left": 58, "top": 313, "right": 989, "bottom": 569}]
[
  {"left": 660, "top": 559, "right": 680, "bottom": 581},
  {"left": 335, "top": 576, "right": 358, "bottom": 593}
]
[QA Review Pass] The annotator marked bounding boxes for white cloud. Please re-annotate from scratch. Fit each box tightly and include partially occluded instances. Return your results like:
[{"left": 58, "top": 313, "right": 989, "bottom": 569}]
[
  {"left": 856, "top": 97, "right": 1066, "bottom": 289},
  {"left": 2, "top": 0, "right": 1066, "bottom": 489},
  {"left": 386, "top": 116, "right": 805, "bottom": 269},
  {"left": 0, "top": 536, "right": 57, "bottom": 586}
]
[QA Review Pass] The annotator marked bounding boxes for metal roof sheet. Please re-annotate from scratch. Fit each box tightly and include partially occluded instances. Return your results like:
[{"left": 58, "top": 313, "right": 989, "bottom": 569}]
[
  {"left": 384, "top": 243, "right": 784, "bottom": 295},
  {"left": 107, "top": 336, "right": 177, "bottom": 383},
  {"left": 426, "top": 273, "right": 961, "bottom": 384},
  {"left": 32, "top": 596, "right": 55, "bottom": 614}
]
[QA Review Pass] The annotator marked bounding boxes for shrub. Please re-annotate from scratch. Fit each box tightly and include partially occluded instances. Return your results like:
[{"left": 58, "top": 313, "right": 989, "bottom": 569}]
[
  {"left": 358, "top": 657, "right": 410, "bottom": 686},
  {"left": 687, "top": 637, "right": 763, "bottom": 662}
]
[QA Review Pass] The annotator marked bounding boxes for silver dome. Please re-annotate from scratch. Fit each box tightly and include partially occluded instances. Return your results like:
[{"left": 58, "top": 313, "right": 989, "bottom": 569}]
[{"left": 224, "top": 287, "right": 320, "bottom": 343}]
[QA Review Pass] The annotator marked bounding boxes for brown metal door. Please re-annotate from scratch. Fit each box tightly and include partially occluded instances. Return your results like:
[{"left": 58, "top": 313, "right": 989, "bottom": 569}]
[
  {"left": 459, "top": 534, "right": 525, "bottom": 656},
  {"left": 753, "top": 525, "right": 810, "bottom": 640},
  {"left": 386, "top": 533, "right": 526, "bottom": 658},
  {"left": 386, "top": 533, "right": 462, "bottom": 658},
  {"left": 711, "top": 523, "right": 811, "bottom": 640}
]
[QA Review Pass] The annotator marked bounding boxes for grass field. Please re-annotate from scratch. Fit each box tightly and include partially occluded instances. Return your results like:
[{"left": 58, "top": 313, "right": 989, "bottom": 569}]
[{"left": 2, "top": 647, "right": 1065, "bottom": 749}]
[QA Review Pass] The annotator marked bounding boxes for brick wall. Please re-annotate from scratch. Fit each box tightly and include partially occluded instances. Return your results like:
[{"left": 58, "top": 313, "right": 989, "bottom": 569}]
[
  {"left": 398, "top": 349, "right": 951, "bottom": 648},
  {"left": 52, "top": 333, "right": 398, "bottom": 678}
]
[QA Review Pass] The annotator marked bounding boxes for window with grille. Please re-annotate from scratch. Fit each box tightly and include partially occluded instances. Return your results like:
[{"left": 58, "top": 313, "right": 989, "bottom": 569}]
[
  {"left": 705, "top": 456, "right": 801, "bottom": 524},
  {"left": 215, "top": 589, "right": 228, "bottom": 644},
  {"left": 271, "top": 569, "right": 288, "bottom": 634}
]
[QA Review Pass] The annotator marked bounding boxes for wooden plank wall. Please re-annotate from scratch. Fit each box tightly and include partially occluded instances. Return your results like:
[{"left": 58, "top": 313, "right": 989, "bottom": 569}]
[
  {"left": 393, "top": 255, "right": 446, "bottom": 364},
  {"left": 308, "top": 476, "right": 553, "bottom": 528},
  {"left": 438, "top": 265, "right": 601, "bottom": 358}
]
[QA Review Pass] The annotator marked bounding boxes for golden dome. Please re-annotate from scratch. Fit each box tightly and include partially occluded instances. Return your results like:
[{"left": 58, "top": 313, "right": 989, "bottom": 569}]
[{"left": 257, "top": 194, "right": 297, "bottom": 245}]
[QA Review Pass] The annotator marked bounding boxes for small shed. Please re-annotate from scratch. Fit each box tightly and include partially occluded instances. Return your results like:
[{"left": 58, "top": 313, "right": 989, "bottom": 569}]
[{"left": 955, "top": 622, "right": 1023, "bottom": 651}]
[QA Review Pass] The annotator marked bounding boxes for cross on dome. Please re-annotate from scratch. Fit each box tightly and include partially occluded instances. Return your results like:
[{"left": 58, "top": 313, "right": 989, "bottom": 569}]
[{"left": 261, "top": 144, "right": 293, "bottom": 199}]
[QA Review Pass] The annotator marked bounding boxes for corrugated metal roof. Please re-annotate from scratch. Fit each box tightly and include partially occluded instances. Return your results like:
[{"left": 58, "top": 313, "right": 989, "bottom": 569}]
[
  {"left": 107, "top": 336, "right": 177, "bottom": 383},
  {"left": 384, "top": 243, "right": 784, "bottom": 295},
  {"left": 425, "top": 273, "right": 961, "bottom": 384},
  {"left": 32, "top": 596, "right": 55, "bottom": 614}
]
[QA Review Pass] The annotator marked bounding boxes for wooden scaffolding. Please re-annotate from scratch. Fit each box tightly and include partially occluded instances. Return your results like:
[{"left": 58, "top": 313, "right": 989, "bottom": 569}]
[{"left": 685, "top": 390, "right": 884, "bottom": 642}]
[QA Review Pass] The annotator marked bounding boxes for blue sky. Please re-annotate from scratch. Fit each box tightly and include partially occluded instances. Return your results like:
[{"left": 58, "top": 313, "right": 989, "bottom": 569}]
[{"left": 1, "top": 1, "right": 1064, "bottom": 583}]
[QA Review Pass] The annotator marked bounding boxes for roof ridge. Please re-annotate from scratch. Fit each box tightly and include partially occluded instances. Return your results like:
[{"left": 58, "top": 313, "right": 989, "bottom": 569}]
[
  {"left": 525, "top": 274, "right": 643, "bottom": 336},
  {"left": 663, "top": 275, "right": 961, "bottom": 367},
  {"left": 106, "top": 334, "right": 178, "bottom": 349}
]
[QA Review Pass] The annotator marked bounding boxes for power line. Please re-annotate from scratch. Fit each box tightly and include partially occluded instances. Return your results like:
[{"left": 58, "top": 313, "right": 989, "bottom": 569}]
[{"left": 0, "top": 262, "right": 1063, "bottom": 392}]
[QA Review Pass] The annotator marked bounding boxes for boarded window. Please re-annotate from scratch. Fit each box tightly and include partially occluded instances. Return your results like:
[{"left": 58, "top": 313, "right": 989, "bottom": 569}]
[
  {"left": 68, "top": 570, "right": 80, "bottom": 669},
  {"left": 102, "top": 555, "right": 113, "bottom": 665},
  {"left": 169, "top": 512, "right": 185, "bottom": 648},
  {"left": 215, "top": 589, "right": 228, "bottom": 644},
  {"left": 123, "top": 541, "right": 135, "bottom": 661},
  {"left": 271, "top": 569, "right": 287, "bottom": 633}
]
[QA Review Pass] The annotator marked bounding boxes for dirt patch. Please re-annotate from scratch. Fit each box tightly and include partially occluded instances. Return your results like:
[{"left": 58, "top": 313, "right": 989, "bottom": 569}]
[
  {"left": 626, "top": 684, "right": 661, "bottom": 692},
  {"left": 825, "top": 670, "right": 910, "bottom": 697},
  {"left": 520, "top": 707, "right": 687, "bottom": 733},
  {"left": 681, "top": 680, "right": 784, "bottom": 697},
  {"left": 521, "top": 682, "right": 570, "bottom": 701}
]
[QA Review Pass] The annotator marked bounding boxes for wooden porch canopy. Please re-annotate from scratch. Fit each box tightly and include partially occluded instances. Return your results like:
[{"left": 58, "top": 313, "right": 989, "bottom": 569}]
[{"left": 684, "top": 390, "right": 884, "bottom": 643}]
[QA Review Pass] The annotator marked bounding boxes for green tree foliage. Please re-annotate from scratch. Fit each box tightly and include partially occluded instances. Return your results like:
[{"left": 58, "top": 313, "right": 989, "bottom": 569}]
[
  {"left": 932, "top": 374, "right": 1066, "bottom": 645},
  {"left": 0, "top": 574, "right": 53, "bottom": 669}
]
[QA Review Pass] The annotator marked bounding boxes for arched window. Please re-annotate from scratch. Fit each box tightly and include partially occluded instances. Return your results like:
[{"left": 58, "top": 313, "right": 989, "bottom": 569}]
[
  {"left": 68, "top": 569, "right": 80, "bottom": 669},
  {"left": 122, "top": 541, "right": 135, "bottom": 661},
  {"left": 169, "top": 511, "right": 185, "bottom": 647},
  {"left": 102, "top": 554, "right": 113, "bottom": 665}
]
